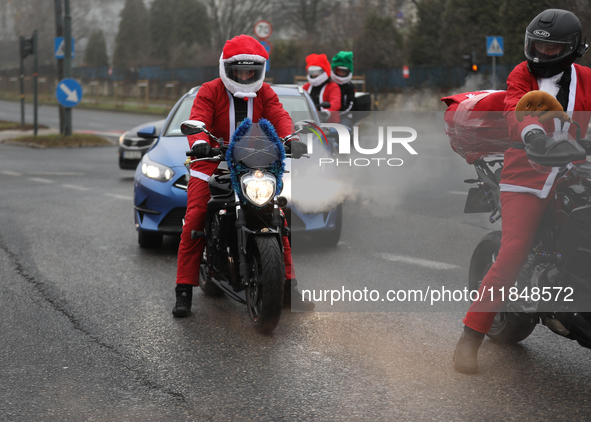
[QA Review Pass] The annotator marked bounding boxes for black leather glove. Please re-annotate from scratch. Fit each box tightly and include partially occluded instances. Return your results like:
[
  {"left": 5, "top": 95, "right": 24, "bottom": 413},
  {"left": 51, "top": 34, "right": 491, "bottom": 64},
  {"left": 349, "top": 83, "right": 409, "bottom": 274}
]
[
  {"left": 285, "top": 140, "right": 308, "bottom": 159},
  {"left": 524, "top": 129, "right": 553, "bottom": 154},
  {"left": 191, "top": 142, "right": 211, "bottom": 158}
]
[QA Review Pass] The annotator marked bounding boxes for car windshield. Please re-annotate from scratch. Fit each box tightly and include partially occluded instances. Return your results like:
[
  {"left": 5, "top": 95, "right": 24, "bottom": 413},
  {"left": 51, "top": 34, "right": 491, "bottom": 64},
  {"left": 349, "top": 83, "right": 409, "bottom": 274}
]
[
  {"left": 164, "top": 97, "right": 195, "bottom": 137},
  {"left": 277, "top": 96, "right": 314, "bottom": 120},
  {"left": 163, "top": 94, "right": 314, "bottom": 137}
]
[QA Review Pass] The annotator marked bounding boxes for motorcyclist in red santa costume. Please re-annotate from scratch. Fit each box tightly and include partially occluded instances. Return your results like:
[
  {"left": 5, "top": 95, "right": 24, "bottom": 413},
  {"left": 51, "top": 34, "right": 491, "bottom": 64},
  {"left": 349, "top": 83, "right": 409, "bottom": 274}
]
[
  {"left": 172, "top": 35, "right": 314, "bottom": 317},
  {"left": 302, "top": 53, "right": 341, "bottom": 123},
  {"left": 453, "top": 9, "right": 591, "bottom": 374}
]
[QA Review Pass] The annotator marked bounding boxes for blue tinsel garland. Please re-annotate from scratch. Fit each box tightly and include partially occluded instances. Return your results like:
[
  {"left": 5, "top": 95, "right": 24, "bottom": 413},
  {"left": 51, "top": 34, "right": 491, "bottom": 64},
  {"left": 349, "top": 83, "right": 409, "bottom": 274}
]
[{"left": 226, "top": 118, "right": 286, "bottom": 207}]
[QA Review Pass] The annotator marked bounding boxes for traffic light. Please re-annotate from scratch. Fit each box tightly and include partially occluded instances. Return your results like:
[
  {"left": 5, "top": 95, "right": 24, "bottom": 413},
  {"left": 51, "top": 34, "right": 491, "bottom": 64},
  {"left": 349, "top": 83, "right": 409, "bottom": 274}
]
[
  {"left": 20, "top": 36, "right": 34, "bottom": 60},
  {"left": 462, "top": 52, "right": 478, "bottom": 73}
]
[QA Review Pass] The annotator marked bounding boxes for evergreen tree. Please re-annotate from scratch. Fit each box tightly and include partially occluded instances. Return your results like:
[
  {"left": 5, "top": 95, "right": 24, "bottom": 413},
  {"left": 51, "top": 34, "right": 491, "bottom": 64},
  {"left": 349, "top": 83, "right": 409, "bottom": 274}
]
[
  {"left": 438, "top": 0, "right": 503, "bottom": 66},
  {"left": 84, "top": 30, "right": 109, "bottom": 67},
  {"left": 149, "top": 0, "right": 178, "bottom": 64},
  {"left": 112, "top": 0, "right": 150, "bottom": 69},
  {"left": 407, "top": 0, "right": 446, "bottom": 66},
  {"left": 174, "top": 0, "right": 210, "bottom": 48},
  {"left": 354, "top": 11, "right": 403, "bottom": 70},
  {"left": 499, "top": 0, "right": 553, "bottom": 64},
  {"left": 149, "top": 0, "right": 211, "bottom": 67}
]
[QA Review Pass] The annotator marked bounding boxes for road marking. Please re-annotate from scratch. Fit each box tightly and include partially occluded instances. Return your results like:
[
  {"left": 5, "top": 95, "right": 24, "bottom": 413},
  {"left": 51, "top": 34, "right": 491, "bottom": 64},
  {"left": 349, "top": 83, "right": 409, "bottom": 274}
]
[
  {"left": 62, "top": 184, "right": 89, "bottom": 191},
  {"left": 374, "top": 253, "right": 460, "bottom": 270},
  {"left": 1, "top": 170, "right": 22, "bottom": 176},
  {"left": 28, "top": 177, "right": 53, "bottom": 184},
  {"left": 31, "top": 172, "right": 83, "bottom": 176},
  {"left": 104, "top": 193, "right": 133, "bottom": 200}
]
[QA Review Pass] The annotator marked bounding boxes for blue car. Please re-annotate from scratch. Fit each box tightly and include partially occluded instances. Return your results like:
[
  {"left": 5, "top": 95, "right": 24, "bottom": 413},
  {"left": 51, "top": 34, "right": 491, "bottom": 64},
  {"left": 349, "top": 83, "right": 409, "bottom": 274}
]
[{"left": 133, "top": 84, "right": 343, "bottom": 248}]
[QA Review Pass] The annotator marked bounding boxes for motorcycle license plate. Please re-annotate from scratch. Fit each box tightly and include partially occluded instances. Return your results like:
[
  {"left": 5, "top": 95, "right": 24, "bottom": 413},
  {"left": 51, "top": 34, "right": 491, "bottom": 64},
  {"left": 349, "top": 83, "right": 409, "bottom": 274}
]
[
  {"left": 123, "top": 151, "right": 142, "bottom": 159},
  {"left": 464, "top": 187, "right": 493, "bottom": 213}
]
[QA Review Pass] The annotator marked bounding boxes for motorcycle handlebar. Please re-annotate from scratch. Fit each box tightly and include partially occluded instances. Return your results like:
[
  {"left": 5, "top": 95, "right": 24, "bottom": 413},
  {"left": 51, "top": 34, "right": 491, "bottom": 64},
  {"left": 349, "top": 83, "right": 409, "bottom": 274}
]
[{"left": 186, "top": 147, "right": 223, "bottom": 158}]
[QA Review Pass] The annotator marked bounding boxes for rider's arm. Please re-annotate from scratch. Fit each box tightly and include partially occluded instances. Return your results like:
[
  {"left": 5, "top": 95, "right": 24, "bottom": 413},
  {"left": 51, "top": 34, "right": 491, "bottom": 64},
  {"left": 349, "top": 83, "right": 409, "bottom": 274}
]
[
  {"left": 187, "top": 83, "right": 217, "bottom": 149},
  {"left": 504, "top": 63, "right": 546, "bottom": 143},
  {"left": 325, "top": 82, "right": 342, "bottom": 112},
  {"left": 340, "top": 83, "right": 356, "bottom": 113}
]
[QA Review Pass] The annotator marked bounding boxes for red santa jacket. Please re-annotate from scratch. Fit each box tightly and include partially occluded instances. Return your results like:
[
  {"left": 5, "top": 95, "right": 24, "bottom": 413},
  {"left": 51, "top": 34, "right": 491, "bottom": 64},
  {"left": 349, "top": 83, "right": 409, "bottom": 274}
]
[
  {"left": 302, "top": 81, "right": 341, "bottom": 123},
  {"left": 501, "top": 62, "right": 591, "bottom": 198},
  {"left": 187, "top": 79, "right": 293, "bottom": 181}
]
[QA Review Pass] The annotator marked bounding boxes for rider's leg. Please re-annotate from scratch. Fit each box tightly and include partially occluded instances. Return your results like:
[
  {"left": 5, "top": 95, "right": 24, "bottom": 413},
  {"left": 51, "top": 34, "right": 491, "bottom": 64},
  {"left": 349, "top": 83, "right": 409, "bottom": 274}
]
[{"left": 454, "top": 191, "right": 552, "bottom": 372}]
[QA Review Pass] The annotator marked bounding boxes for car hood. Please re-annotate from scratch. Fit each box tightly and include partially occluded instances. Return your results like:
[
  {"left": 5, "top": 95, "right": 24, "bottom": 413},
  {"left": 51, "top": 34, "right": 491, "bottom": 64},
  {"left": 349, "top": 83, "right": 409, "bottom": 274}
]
[{"left": 147, "top": 135, "right": 191, "bottom": 169}]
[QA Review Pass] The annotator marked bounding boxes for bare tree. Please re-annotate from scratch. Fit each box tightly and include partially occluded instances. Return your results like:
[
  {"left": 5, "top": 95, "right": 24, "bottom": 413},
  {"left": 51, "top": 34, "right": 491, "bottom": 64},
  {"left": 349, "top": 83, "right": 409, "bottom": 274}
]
[
  {"left": 204, "top": 0, "right": 271, "bottom": 50},
  {"left": 272, "top": 0, "right": 336, "bottom": 40},
  {"left": 0, "top": 0, "right": 123, "bottom": 69}
]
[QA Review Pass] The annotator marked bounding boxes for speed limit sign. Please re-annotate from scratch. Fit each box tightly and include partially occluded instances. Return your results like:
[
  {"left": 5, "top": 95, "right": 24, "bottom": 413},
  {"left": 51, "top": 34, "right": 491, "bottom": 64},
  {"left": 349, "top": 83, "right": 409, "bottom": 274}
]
[{"left": 254, "top": 20, "right": 273, "bottom": 39}]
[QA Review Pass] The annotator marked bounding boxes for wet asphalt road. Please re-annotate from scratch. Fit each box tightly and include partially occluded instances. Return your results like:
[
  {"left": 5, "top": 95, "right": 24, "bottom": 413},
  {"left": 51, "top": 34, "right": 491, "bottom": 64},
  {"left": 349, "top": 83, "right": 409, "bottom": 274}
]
[{"left": 0, "top": 105, "right": 591, "bottom": 421}]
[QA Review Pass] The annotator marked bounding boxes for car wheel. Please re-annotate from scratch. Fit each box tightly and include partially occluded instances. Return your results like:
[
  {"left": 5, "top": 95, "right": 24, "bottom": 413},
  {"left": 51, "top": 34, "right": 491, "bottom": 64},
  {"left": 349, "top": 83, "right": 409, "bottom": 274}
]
[{"left": 138, "top": 231, "right": 163, "bottom": 248}]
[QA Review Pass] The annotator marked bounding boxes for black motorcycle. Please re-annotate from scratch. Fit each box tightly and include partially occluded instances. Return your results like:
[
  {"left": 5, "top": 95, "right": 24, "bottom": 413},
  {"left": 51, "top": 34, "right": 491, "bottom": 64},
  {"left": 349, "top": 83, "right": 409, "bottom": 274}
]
[
  {"left": 180, "top": 118, "right": 307, "bottom": 334},
  {"left": 464, "top": 123, "right": 591, "bottom": 348}
]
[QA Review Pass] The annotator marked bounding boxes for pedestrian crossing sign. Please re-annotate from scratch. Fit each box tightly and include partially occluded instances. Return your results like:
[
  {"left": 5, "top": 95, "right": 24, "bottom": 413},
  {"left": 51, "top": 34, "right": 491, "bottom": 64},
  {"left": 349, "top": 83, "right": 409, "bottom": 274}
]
[{"left": 486, "top": 36, "right": 504, "bottom": 57}]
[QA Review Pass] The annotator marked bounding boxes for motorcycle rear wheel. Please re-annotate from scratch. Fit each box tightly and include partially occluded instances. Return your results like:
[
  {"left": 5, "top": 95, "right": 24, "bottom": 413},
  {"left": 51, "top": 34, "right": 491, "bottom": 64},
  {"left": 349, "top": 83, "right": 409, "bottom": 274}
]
[
  {"left": 246, "top": 235, "right": 284, "bottom": 334},
  {"left": 468, "top": 230, "right": 537, "bottom": 344}
]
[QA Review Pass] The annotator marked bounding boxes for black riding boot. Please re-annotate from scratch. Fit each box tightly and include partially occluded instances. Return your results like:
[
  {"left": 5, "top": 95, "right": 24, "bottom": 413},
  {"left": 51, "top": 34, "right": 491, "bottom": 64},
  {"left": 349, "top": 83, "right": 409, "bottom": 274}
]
[
  {"left": 453, "top": 325, "right": 485, "bottom": 374},
  {"left": 284, "top": 279, "right": 315, "bottom": 311},
  {"left": 172, "top": 284, "right": 193, "bottom": 318}
]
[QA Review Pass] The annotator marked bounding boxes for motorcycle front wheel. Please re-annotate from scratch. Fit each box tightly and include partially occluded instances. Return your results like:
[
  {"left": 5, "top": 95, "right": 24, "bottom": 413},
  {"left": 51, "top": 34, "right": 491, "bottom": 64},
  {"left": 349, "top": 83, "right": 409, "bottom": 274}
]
[
  {"left": 468, "top": 231, "right": 537, "bottom": 344},
  {"left": 245, "top": 235, "right": 284, "bottom": 334}
]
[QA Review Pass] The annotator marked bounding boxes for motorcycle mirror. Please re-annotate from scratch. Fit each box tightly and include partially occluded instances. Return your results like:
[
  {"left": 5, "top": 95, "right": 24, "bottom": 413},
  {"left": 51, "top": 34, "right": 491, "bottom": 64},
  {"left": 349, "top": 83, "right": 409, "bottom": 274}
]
[
  {"left": 293, "top": 119, "right": 317, "bottom": 135},
  {"left": 180, "top": 120, "right": 206, "bottom": 136},
  {"left": 319, "top": 110, "right": 331, "bottom": 123}
]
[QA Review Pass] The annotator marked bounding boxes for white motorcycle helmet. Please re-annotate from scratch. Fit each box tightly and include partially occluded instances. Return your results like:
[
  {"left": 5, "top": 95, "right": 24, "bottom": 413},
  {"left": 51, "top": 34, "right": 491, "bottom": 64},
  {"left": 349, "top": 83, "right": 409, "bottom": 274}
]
[{"left": 219, "top": 35, "right": 268, "bottom": 98}]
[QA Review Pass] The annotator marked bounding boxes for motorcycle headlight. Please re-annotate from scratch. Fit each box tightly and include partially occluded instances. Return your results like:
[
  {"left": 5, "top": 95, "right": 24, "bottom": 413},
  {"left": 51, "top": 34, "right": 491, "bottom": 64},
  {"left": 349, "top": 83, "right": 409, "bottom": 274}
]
[
  {"left": 140, "top": 154, "right": 175, "bottom": 182},
  {"left": 241, "top": 170, "right": 276, "bottom": 206}
]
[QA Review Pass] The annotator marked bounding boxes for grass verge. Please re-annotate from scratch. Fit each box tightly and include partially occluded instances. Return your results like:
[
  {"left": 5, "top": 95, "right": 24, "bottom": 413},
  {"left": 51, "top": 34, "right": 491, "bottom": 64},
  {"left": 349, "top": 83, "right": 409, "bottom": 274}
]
[
  {"left": 0, "top": 120, "right": 49, "bottom": 131},
  {"left": 2, "top": 133, "right": 112, "bottom": 148}
]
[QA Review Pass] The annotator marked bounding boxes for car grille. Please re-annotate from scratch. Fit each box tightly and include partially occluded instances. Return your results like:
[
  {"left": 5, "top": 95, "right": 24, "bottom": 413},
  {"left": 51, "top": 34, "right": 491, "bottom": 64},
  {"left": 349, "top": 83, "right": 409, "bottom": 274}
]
[
  {"left": 284, "top": 208, "right": 306, "bottom": 232},
  {"left": 172, "top": 175, "right": 189, "bottom": 190},
  {"left": 123, "top": 138, "right": 153, "bottom": 147},
  {"left": 158, "top": 207, "right": 186, "bottom": 233}
]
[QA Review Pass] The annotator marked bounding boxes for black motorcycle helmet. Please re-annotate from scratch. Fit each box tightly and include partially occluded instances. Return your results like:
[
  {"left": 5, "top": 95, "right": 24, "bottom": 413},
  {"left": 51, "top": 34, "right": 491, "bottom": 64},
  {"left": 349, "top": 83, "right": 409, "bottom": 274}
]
[{"left": 525, "top": 9, "right": 588, "bottom": 78}]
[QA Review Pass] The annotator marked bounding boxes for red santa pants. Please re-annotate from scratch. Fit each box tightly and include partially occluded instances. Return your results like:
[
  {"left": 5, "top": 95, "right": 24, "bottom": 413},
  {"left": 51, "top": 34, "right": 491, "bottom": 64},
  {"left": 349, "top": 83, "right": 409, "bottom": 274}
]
[
  {"left": 176, "top": 176, "right": 295, "bottom": 286},
  {"left": 463, "top": 191, "right": 553, "bottom": 333}
]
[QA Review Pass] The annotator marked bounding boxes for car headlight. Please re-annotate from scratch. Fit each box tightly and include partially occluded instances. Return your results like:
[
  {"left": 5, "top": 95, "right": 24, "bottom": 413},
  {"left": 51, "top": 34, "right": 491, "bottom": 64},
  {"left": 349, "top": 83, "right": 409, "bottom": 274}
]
[
  {"left": 118, "top": 133, "right": 126, "bottom": 145},
  {"left": 140, "top": 154, "right": 175, "bottom": 182},
  {"left": 241, "top": 170, "right": 276, "bottom": 206}
]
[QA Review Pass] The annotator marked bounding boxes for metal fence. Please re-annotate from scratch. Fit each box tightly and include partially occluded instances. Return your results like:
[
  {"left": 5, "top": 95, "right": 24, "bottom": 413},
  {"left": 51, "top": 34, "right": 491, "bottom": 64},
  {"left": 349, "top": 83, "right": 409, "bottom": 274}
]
[{"left": 0, "top": 63, "right": 520, "bottom": 100}]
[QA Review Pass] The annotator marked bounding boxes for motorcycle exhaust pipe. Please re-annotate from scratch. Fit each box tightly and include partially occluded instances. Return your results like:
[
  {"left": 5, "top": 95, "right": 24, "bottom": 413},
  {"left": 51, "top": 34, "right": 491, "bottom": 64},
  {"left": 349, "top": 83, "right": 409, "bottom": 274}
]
[{"left": 544, "top": 318, "right": 571, "bottom": 337}]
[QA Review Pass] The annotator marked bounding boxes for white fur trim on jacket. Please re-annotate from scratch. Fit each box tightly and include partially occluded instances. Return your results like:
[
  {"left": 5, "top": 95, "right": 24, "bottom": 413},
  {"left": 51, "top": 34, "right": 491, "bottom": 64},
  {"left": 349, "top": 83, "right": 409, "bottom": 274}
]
[
  {"left": 190, "top": 169, "right": 212, "bottom": 182},
  {"left": 307, "top": 72, "right": 329, "bottom": 87},
  {"left": 331, "top": 73, "right": 352, "bottom": 85},
  {"left": 500, "top": 167, "right": 558, "bottom": 199}
]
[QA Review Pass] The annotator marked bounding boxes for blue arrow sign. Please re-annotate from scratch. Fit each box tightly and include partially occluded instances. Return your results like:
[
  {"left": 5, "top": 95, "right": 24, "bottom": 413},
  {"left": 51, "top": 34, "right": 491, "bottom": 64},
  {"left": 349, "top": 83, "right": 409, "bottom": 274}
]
[
  {"left": 54, "top": 37, "right": 75, "bottom": 59},
  {"left": 56, "top": 78, "right": 83, "bottom": 108},
  {"left": 486, "top": 36, "right": 504, "bottom": 57}
]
